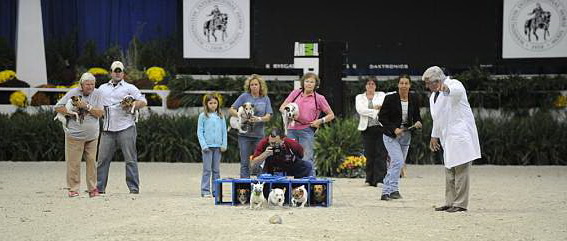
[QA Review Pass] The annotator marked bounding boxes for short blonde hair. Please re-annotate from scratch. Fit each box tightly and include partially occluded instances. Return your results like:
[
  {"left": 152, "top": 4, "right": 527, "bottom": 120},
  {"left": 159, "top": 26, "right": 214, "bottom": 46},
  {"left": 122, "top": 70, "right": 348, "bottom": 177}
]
[{"left": 243, "top": 74, "right": 268, "bottom": 96}]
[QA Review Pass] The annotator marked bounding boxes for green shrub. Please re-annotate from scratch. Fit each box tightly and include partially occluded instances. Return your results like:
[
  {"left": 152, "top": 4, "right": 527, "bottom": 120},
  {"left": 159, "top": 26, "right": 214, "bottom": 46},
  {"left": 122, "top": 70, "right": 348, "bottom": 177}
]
[{"left": 314, "top": 118, "right": 363, "bottom": 176}]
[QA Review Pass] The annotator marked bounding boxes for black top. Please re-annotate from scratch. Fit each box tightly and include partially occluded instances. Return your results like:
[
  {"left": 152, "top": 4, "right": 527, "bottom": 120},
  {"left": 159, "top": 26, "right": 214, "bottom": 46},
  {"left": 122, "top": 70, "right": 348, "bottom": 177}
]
[{"left": 378, "top": 92, "right": 422, "bottom": 138}]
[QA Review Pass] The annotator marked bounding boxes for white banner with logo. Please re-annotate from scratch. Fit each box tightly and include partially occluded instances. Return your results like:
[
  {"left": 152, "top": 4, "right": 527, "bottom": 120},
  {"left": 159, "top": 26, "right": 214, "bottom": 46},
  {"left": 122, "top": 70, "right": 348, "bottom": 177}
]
[
  {"left": 503, "top": 0, "right": 567, "bottom": 58},
  {"left": 183, "top": 0, "right": 250, "bottom": 59}
]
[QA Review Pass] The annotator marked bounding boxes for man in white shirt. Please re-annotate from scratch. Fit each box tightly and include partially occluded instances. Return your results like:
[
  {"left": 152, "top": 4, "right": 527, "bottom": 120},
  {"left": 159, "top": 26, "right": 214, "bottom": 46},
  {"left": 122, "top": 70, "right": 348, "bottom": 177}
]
[
  {"left": 423, "top": 66, "right": 481, "bottom": 213},
  {"left": 97, "top": 61, "right": 147, "bottom": 194}
]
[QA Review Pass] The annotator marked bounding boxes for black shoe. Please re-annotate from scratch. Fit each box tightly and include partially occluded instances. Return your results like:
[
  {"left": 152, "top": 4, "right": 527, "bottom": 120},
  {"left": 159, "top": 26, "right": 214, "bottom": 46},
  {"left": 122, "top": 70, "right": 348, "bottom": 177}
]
[
  {"left": 446, "top": 207, "right": 467, "bottom": 212},
  {"left": 380, "top": 194, "right": 390, "bottom": 201},
  {"left": 434, "top": 205, "right": 452, "bottom": 211},
  {"left": 369, "top": 182, "right": 377, "bottom": 187},
  {"left": 389, "top": 191, "right": 402, "bottom": 199},
  {"left": 130, "top": 190, "right": 139, "bottom": 194}
]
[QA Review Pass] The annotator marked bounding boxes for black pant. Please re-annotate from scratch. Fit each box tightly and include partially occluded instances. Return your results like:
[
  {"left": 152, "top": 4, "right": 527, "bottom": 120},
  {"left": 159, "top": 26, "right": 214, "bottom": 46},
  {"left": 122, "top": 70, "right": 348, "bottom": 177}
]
[{"left": 361, "top": 125, "right": 387, "bottom": 185}]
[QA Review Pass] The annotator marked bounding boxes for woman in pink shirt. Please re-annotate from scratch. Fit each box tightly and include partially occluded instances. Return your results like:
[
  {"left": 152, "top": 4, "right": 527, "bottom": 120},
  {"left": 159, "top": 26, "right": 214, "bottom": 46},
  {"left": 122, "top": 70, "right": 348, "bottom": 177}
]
[{"left": 279, "top": 73, "right": 335, "bottom": 176}]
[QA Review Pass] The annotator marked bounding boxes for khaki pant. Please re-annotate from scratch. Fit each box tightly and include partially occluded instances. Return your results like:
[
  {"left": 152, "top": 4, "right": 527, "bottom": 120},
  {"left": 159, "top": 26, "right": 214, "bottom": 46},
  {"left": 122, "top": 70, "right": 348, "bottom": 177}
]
[
  {"left": 445, "top": 162, "right": 471, "bottom": 209},
  {"left": 65, "top": 135, "right": 98, "bottom": 192}
]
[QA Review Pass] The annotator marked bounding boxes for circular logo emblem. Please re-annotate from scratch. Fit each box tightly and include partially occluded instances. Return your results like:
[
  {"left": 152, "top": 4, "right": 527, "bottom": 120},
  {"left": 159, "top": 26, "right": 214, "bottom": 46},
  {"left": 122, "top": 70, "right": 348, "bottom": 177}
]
[
  {"left": 189, "top": 0, "right": 245, "bottom": 53},
  {"left": 509, "top": 0, "right": 567, "bottom": 51}
]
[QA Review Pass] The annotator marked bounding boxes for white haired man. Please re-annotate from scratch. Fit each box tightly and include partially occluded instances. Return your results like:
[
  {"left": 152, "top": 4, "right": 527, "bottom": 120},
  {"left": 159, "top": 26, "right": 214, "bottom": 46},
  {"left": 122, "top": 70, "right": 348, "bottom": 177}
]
[
  {"left": 422, "top": 66, "right": 481, "bottom": 212},
  {"left": 97, "top": 61, "right": 147, "bottom": 194},
  {"left": 55, "top": 72, "right": 104, "bottom": 197}
]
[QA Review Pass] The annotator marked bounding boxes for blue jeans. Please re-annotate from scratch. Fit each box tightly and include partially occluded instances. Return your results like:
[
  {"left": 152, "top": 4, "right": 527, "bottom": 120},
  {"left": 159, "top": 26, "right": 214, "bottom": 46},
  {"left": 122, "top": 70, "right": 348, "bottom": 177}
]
[
  {"left": 97, "top": 126, "right": 139, "bottom": 193},
  {"left": 287, "top": 128, "right": 316, "bottom": 176},
  {"left": 238, "top": 135, "right": 262, "bottom": 178},
  {"left": 382, "top": 132, "right": 411, "bottom": 195},
  {"left": 201, "top": 147, "right": 221, "bottom": 196}
]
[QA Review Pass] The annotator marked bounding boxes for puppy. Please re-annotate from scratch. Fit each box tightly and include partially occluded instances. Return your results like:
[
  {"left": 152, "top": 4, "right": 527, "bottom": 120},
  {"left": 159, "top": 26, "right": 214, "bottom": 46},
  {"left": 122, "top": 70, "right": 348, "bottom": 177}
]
[
  {"left": 291, "top": 185, "right": 308, "bottom": 208},
  {"left": 267, "top": 187, "right": 286, "bottom": 207},
  {"left": 237, "top": 188, "right": 250, "bottom": 205},
  {"left": 121, "top": 95, "right": 139, "bottom": 122},
  {"left": 312, "top": 184, "right": 327, "bottom": 205},
  {"left": 54, "top": 96, "right": 82, "bottom": 130},
  {"left": 249, "top": 182, "right": 266, "bottom": 209},
  {"left": 229, "top": 102, "right": 255, "bottom": 133},
  {"left": 281, "top": 103, "right": 299, "bottom": 135}
]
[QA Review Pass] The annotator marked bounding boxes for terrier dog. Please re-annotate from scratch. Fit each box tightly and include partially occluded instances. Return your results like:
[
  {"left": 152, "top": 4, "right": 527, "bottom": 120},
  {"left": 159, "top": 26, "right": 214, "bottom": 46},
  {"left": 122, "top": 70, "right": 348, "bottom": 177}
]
[
  {"left": 120, "top": 95, "right": 139, "bottom": 122},
  {"left": 291, "top": 185, "right": 308, "bottom": 208},
  {"left": 249, "top": 182, "right": 266, "bottom": 209},
  {"left": 237, "top": 188, "right": 250, "bottom": 205},
  {"left": 268, "top": 187, "right": 286, "bottom": 207},
  {"left": 229, "top": 102, "right": 254, "bottom": 133},
  {"left": 281, "top": 102, "right": 299, "bottom": 135},
  {"left": 312, "top": 184, "right": 327, "bottom": 205},
  {"left": 54, "top": 96, "right": 82, "bottom": 131}
]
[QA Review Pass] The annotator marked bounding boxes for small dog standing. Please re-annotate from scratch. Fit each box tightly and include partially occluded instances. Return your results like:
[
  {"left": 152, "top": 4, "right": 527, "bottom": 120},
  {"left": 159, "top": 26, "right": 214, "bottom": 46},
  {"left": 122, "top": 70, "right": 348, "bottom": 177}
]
[
  {"left": 229, "top": 102, "right": 254, "bottom": 133},
  {"left": 237, "top": 188, "right": 250, "bottom": 205},
  {"left": 54, "top": 96, "right": 83, "bottom": 131},
  {"left": 121, "top": 95, "right": 139, "bottom": 122},
  {"left": 249, "top": 182, "right": 266, "bottom": 209},
  {"left": 267, "top": 187, "right": 286, "bottom": 208},
  {"left": 291, "top": 185, "right": 308, "bottom": 208},
  {"left": 312, "top": 184, "right": 327, "bottom": 205},
  {"left": 281, "top": 102, "right": 299, "bottom": 135}
]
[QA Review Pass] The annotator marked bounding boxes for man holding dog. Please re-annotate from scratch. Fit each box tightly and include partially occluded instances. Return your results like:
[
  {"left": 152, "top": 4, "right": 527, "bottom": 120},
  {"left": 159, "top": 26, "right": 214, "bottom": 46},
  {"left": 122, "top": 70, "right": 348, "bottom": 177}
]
[
  {"left": 97, "top": 61, "right": 147, "bottom": 194},
  {"left": 55, "top": 72, "right": 104, "bottom": 197},
  {"left": 250, "top": 128, "right": 313, "bottom": 178},
  {"left": 423, "top": 66, "right": 481, "bottom": 212}
]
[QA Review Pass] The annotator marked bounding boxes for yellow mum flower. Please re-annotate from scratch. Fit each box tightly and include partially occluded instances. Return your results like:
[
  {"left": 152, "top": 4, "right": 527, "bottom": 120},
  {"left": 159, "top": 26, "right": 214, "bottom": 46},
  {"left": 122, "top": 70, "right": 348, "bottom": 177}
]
[
  {"left": 554, "top": 95, "right": 567, "bottom": 109},
  {"left": 0, "top": 70, "right": 17, "bottom": 83},
  {"left": 153, "top": 84, "right": 169, "bottom": 91},
  {"left": 88, "top": 67, "right": 109, "bottom": 75},
  {"left": 9, "top": 91, "right": 27, "bottom": 108},
  {"left": 68, "top": 82, "right": 80, "bottom": 89},
  {"left": 146, "top": 67, "right": 167, "bottom": 83}
]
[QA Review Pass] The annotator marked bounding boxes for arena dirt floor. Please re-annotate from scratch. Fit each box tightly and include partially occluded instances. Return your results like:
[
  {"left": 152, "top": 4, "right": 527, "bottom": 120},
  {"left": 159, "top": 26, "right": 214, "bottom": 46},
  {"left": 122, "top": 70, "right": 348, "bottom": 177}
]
[{"left": 0, "top": 162, "right": 565, "bottom": 241}]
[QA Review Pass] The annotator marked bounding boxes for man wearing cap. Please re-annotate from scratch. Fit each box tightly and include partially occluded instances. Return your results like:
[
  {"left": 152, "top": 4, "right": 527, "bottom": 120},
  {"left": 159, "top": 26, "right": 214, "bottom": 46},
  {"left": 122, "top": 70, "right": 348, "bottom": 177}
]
[
  {"left": 97, "top": 61, "right": 147, "bottom": 194},
  {"left": 55, "top": 72, "right": 104, "bottom": 198}
]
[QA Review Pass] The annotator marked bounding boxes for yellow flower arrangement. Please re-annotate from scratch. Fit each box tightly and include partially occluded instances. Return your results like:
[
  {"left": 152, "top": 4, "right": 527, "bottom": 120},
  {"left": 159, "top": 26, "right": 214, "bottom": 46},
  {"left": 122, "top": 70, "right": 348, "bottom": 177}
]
[
  {"left": 202, "top": 92, "right": 224, "bottom": 107},
  {"left": 88, "top": 67, "right": 109, "bottom": 76},
  {"left": 9, "top": 91, "right": 27, "bottom": 108},
  {"left": 336, "top": 155, "right": 366, "bottom": 178},
  {"left": 68, "top": 82, "right": 80, "bottom": 89},
  {"left": 554, "top": 95, "right": 567, "bottom": 109},
  {"left": 149, "top": 85, "right": 169, "bottom": 101},
  {"left": 146, "top": 66, "right": 167, "bottom": 83},
  {"left": 0, "top": 70, "right": 17, "bottom": 83}
]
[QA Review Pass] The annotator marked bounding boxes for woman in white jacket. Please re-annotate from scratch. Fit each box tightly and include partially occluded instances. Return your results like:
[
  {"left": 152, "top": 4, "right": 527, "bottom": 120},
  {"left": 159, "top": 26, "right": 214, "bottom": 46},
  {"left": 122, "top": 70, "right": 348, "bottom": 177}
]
[{"left": 355, "top": 78, "right": 387, "bottom": 186}]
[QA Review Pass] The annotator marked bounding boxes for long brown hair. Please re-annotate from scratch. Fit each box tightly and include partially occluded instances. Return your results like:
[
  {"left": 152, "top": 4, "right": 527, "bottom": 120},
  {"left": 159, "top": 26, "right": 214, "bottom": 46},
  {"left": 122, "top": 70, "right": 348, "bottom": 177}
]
[{"left": 202, "top": 93, "right": 223, "bottom": 118}]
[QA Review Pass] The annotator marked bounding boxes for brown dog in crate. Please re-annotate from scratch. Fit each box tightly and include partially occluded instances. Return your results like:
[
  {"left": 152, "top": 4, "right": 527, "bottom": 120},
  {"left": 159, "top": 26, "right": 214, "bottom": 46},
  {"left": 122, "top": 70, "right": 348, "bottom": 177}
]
[
  {"left": 237, "top": 188, "right": 250, "bottom": 205},
  {"left": 312, "top": 184, "right": 327, "bottom": 205}
]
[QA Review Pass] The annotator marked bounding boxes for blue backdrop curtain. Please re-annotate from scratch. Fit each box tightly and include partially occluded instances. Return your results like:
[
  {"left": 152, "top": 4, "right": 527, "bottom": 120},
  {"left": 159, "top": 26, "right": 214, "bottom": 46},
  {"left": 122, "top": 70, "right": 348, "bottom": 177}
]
[
  {"left": 41, "top": 0, "right": 179, "bottom": 54},
  {"left": 0, "top": 0, "right": 18, "bottom": 70}
]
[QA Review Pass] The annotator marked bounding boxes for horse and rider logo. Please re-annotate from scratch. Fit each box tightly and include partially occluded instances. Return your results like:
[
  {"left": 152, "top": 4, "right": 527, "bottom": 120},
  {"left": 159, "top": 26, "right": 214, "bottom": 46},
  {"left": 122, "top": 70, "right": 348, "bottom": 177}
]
[
  {"left": 189, "top": 0, "right": 245, "bottom": 52},
  {"left": 508, "top": 0, "right": 567, "bottom": 51}
]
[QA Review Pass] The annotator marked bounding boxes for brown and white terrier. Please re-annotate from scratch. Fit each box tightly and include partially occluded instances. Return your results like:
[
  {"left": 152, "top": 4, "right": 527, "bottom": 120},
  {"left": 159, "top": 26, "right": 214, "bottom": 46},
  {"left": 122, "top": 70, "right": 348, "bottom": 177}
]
[
  {"left": 291, "top": 185, "right": 308, "bottom": 208},
  {"left": 312, "top": 184, "right": 327, "bottom": 205},
  {"left": 237, "top": 188, "right": 250, "bottom": 205},
  {"left": 54, "top": 96, "right": 83, "bottom": 130},
  {"left": 120, "top": 95, "right": 139, "bottom": 122},
  {"left": 229, "top": 102, "right": 255, "bottom": 133}
]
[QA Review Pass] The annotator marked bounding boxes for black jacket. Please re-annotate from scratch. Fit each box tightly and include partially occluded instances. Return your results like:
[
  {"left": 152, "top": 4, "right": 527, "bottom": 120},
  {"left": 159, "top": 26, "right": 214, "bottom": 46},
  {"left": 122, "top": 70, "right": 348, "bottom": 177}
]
[{"left": 378, "top": 92, "right": 422, "bottom": 138}]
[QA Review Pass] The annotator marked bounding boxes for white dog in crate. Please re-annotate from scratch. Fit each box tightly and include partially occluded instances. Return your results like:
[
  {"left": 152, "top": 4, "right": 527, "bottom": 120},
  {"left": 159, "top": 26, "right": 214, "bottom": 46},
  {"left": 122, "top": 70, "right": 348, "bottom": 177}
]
[
  {"left": 249, "top": 182, "right": 266, "bottom": 209},
  {"left": 229, "top": 102, "right": 255, "bottom": 133},
  {"left": 281, "top": 102, "right": 299, "bottom": 135},
  {"left": 291, "top": 185, "right": 308, "bottom": 208},
  {"left": 268, "top": 187, "right": 286, "bottom": 208}
]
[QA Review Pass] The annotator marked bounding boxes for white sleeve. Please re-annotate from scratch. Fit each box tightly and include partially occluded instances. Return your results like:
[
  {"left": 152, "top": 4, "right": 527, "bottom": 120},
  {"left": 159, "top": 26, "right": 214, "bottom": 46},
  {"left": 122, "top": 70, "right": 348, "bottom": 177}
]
[{"left": 355, "top": 94, "right": 378, "bottom": 118}]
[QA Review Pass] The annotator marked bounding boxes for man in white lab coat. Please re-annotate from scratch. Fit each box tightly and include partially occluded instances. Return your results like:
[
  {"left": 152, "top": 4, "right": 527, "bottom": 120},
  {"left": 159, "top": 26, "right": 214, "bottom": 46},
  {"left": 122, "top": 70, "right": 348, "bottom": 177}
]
[{"left": 423, "top": 66, "right": 481, "bottom": 213}]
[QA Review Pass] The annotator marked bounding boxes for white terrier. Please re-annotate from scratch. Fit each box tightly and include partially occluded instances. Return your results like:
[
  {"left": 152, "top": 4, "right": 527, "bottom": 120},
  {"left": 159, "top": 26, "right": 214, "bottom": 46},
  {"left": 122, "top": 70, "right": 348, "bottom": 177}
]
[
  {"left": 54, "top": 96, "right": 82, "bottom": 131},
  {"left": 249, "top": 182, "right": 266, "bottom": 209},
  {"left": 281, "top": 102, "right": 299, "bottom": 135},
  {"left": 229, "top": 102, "right": 254, "bottom": 133},
  {"left": 268, "top": 187, "right": 286, "bottom": 207}
]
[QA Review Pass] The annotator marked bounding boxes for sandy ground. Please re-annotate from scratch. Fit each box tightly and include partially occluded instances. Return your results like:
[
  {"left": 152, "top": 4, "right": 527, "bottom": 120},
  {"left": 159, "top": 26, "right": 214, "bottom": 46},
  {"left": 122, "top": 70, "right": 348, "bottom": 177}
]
[{"left": 0, "top": 162, "right": 566, "bottom": 241}]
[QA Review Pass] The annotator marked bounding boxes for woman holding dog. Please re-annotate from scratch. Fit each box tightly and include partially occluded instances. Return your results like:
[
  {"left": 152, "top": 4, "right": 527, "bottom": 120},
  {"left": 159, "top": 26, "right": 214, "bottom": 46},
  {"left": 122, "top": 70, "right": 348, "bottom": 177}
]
[
  {"left": 378, "top": 74, "right": 422, "bottom": 201},
  {"left": 229, "top": 74, "right": 273, "bottom": 178},
  {"left": 279, "top": 73, "right": 335, "bottom": 177},
  {"left": 355, "top": 77, "right": 388, "bottom": 187}
]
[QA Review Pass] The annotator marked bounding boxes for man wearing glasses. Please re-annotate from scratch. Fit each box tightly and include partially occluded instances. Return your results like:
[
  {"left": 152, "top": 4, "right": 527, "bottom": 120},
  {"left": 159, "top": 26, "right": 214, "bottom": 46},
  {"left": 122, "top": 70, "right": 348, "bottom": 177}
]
[{"left": 97, "top": 61, "right": 147, "bottom": 194}]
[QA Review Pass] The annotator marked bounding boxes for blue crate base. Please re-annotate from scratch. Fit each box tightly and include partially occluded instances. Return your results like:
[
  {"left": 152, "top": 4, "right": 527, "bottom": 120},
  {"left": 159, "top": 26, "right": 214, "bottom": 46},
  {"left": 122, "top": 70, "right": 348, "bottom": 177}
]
[{"left": 214, "top": 174, "right": 333, "bottom": 207}]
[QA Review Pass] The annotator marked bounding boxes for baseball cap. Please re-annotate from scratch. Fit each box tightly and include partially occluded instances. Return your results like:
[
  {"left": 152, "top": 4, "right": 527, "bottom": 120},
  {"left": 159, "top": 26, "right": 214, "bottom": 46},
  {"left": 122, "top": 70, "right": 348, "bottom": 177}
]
[{"left": 110, "top": 61, "right": 125, "bottom": 73}]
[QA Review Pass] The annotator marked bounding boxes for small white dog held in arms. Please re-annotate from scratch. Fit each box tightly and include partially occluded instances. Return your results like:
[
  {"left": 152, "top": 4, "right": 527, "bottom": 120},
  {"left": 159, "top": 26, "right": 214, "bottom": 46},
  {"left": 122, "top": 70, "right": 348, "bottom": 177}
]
[
  {"left": 229, "top": 102, "right": 255, "bottom": 133},
  {"left": 281, "top": 102, "right": 299, "bottom": 135},
  {"left": 120, "top": 95, "right": 139, "bottom": 122},
  {"left": 249, "top": 182, "right": 266, "bottom": 209},
  {"left": 54, "top": 96, "right": 82, "bottom": 131},
  {"left": 268, "top": 187, "right": 287, "bottom": 207},
  {"left": 291, "top": 185, "right": 308, "bottom": 208}
]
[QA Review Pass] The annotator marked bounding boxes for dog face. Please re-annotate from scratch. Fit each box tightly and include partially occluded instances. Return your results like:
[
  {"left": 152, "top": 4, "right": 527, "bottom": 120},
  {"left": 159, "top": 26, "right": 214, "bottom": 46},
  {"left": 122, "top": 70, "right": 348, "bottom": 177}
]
[
  {"left": 292, "top": 185, "right": 307, "bottom": 200},
  {"left": 312, "top": 184, "right": 326, "bottom": 202},
  {"left": 239, "top": 102, "right": 255, "bottom": 118},
  {"left": 121, "top": 95, "right": 135, "bottom": 107},
  {"left": 237, "top": 189, "right": 249, "bottom": 205},
  {"left": 70, "top": 96, "right": 82, "bottom": 106},
  {"left": 283, "top": 103, "right": 298, "bottom": 119},
  {"left": 251, "top": 182, "right": 264, "bottom": 196},
  {"left": 268, "top": 187, "right": 286, "bottom": 207}
]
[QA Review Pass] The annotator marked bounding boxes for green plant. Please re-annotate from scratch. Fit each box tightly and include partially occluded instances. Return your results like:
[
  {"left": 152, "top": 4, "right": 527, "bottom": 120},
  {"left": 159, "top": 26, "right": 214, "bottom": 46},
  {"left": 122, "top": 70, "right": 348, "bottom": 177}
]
[{"left": 314, "top": 117, "right": 363, "bottom": 177}]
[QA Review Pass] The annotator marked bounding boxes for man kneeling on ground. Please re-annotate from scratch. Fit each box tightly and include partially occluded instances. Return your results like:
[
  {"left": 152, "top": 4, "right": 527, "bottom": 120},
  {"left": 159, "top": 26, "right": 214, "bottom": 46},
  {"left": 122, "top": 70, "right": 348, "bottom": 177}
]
[{"left": 250, "top": 128, "right": 313, "bottom": 178}]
